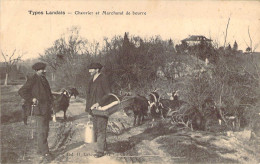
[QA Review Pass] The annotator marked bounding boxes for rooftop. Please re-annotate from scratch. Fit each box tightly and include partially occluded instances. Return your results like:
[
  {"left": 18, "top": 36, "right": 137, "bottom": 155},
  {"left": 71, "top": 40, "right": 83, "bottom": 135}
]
[{"left": 182, "top": 35, "right": 212, "bottom": 42}]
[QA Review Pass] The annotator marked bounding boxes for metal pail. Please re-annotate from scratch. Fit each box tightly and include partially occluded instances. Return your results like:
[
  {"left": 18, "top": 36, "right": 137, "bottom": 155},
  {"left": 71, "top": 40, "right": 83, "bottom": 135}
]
[{"left": 84, "top": 121, "right": 94, "bottom": 143}]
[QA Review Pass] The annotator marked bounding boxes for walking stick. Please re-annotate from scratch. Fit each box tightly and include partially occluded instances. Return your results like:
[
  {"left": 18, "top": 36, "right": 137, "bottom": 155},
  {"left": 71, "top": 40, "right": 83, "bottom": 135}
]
[
  {"left": 30, "top": 100, "right": 39, "bottom": 139},
  {"left": 22, "top": 103, "right": 36, "bottom": 160},
  {"left": 30, "top": 105, "right": 35, "bottom": 139}
]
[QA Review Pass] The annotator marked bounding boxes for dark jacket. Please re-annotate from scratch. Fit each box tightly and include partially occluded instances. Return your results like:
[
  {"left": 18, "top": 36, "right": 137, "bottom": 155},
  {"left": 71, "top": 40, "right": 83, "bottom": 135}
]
[
  {"left": 18, "top": 74, "right": 53, "bottom": 116},
  {"left": 86, "top": 74, "right": 111, "bottom": 113}
]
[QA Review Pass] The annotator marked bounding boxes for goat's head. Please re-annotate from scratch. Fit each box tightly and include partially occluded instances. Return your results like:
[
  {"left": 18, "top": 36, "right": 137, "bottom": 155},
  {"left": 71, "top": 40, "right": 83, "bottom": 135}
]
[
  {"left": 68, "top": 88, "right": 79, "bottom": 98},
  {"left": 148, "top": 92, "right": 163, "bottom": 114},
  {"left": 167, "top": 90, "right": 179, "bottom": 100},
  {"left": 61, "top": 88, "right": 70, "bottom": 98}
]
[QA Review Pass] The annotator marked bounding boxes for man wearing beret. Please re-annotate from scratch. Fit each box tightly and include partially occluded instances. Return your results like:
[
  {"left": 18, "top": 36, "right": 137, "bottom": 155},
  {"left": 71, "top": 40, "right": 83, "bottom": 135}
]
[
  {"left": 85, "top": 62, "right": 111, "bottom": 158},
  {"left": 18, "top": 62, "right": 53, "bottom": 162}
]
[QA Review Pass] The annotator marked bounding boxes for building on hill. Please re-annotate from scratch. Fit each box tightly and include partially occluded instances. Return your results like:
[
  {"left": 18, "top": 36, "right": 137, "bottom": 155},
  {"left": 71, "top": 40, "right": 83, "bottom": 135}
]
[{"left": 182, "top": 35, "right": 212, "bottom": 46}]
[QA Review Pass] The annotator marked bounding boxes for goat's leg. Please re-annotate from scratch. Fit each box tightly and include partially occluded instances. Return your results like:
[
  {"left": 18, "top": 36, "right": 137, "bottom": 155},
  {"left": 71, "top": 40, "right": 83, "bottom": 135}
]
[
  {"left": 160, "top": 108, "right": 164, "bottom": 119},
  {"left": 151, "top": 118, "right": 155, "bottom": 127},
  {"left": 141, "top": 113, "right": 145, "bottom": 124},
  {"left": 133, "top": 114, "right": 137, "bottom": 126},
  {"left": 232, "top": 120, "right": 235, "bottom": 131},
  {"left": 64, "top": 110, "right": 67, "bottom": 120},
  {"left": 137, "top": 114, "right": 141, "bottom": 125}
]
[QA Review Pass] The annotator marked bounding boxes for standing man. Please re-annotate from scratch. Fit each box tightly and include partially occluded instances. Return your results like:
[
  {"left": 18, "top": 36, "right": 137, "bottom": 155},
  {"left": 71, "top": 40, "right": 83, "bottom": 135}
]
[
  {"left": 18, "top": 62, "right": 53, "bottom": 162},
  {"left": 85, "top": 62, "right": 111, "bottom": 158}
]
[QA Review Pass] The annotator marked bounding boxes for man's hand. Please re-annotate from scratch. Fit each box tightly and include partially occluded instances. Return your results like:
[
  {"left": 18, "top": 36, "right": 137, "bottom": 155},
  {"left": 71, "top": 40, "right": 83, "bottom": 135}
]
[
  {"left": 96, "top": 106, "right": 102, "bottom": 111},
  {"left": 90, "top": 103, "right": 100, "bottom": 110}
]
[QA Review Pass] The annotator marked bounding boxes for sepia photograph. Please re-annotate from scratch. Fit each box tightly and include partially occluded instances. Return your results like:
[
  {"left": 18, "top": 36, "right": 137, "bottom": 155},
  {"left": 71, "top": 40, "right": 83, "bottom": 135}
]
[{"left": 1, "top": 0, "right": 260, "bottom": 163}]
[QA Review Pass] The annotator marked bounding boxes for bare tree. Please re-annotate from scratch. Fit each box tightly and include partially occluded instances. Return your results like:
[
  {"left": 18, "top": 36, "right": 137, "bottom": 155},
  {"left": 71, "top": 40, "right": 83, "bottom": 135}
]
[
  {"left": 40, "top": 26, "right": 88, "bottom": 82},
  {"left": 1, "top": 49, "right": 23, "bottom": 85}
]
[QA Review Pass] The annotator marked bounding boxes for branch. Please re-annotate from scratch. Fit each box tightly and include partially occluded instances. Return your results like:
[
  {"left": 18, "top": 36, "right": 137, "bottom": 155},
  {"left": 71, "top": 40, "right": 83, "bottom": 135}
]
[
  {"left": 248, "top": 26, "right": 252, "bottom": 53},
  {"left": 9, "top": 49, "right": 16, "bottom": 62},
  {"left": 243, "top": 38, "right": 250, "bottom": 48},
  {"left": 253, "top": 42, "right": 259, "bottom": 52},
  {"left": 224, "top": 17, "right": 230, "bottom": 48},
  {"left": 1, "top": 50, "right": 7, "bottom": 62}
]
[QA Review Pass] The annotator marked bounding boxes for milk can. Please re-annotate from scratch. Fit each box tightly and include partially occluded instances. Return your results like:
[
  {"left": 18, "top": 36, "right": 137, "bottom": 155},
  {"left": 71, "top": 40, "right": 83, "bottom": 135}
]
[{"left": 84, "top": 121, "right": 94, "bottom": 143}]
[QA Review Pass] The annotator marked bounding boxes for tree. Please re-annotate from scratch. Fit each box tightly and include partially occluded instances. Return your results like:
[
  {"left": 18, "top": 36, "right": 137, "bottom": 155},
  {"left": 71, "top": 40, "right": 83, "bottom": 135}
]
[
  {"left": 226, "top": 44, "right": 232, "bottom": 51},
  {"left": 40, "top": 26, "right": 88, "bottom": 84},
  {"left": 246, "top": 47, "right": 251, "bottom": 53},
  {"left": 245, "top": 26, "right": 259, "bottom": 53},
  {"left": 167, "top": 39, "right": 176, "bottom": 53},
  {"left": 121, "top": 32, "right": 131, "bottom": 64},
  {"left": 233, "top": 41, "right": 238, "bottom": 51},
  {"left": 175, "top": 41, "right": 188, "bottom": 53},
  {"left": 1, "top": 49, "right": 23, "bottom": 85}
]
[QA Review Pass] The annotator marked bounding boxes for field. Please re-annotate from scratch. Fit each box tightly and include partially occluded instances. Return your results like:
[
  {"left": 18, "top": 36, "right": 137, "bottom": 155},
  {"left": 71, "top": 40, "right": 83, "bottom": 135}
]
[{"left": 1, "top": 85, "right": 260, "bottom": 163}]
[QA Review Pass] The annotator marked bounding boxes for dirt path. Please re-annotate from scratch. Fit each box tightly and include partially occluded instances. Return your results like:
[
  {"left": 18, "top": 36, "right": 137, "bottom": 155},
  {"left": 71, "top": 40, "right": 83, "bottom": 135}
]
[
  {"left": 50, "top": 98, "right": 260, "bottom": 164},
  {"left": 50, "top": 97, "right": 175, "bottom": 163}
]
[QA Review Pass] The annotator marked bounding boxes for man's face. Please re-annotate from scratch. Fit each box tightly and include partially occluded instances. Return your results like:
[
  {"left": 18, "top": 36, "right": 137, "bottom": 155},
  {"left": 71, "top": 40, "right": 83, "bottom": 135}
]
[
  {"left": 36, "top": 69, "right": 46, "bottom": 77},
  {"left": 89, "top": 69, "right": 99, "bottom": 76}
]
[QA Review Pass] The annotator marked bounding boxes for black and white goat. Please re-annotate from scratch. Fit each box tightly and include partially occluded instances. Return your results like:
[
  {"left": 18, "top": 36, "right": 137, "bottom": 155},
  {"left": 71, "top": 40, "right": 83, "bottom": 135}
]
[
  {"left": 148, "top": 91, "right": 163, "bottom": 121},
  {"left": 159, "top": 91, "right": 186, "bottom": 117}
]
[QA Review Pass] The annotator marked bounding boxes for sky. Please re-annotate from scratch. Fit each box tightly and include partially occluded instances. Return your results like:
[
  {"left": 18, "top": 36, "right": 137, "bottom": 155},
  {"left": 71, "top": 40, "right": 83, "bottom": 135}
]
[{"left": 1, "top": 0, "right": 260, "bottom": 61}]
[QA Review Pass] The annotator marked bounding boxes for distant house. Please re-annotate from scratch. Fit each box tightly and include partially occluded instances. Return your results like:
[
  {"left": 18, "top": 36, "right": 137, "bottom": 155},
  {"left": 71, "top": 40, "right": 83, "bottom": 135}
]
[{"left": 182, "top": 35, "right": 212, "bottom": 46}]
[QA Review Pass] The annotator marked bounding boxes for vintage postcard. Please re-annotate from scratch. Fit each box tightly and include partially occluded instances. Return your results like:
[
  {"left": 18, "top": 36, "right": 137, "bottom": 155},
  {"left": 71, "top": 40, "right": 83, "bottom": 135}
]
[{"left": 1, "top": 1, "right": 260, "bottom": 163}]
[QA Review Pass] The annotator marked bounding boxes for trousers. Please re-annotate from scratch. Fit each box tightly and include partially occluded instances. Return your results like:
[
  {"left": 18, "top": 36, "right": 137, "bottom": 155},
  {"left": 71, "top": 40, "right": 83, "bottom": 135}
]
[
  {"left": 35, "top": 115, "right": 50, "bottom": 155},
  {"left": 93, "top": 115, "right": 108, "bottom": 153}
]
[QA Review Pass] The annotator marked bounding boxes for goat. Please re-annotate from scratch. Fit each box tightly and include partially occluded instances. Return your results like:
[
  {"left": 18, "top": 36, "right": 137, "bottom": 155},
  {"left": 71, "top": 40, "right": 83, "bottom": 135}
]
[
  {"left": 159, "top": 91, "right": 186, "bottom": 117},
  {"left": 52, "top": 88, "right": 79, "bottom": 122},
  {"left": 148, "top": 91, "right": 162, "bottom": 121},
  {"left": 123, "top": 95, "right": 149, "bottom": 126},
  {"left": 217, "top": 108, "right": 237, "bottom": 130}
]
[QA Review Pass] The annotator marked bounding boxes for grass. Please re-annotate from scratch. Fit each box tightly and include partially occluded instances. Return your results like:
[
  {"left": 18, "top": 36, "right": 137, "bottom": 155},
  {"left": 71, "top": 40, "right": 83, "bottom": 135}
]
[
  {"left": 1, "top": 85, "right": 25, "bottom": 124},
  {"left": 0, "top": 85, "right": 32, "bottom": 163}
]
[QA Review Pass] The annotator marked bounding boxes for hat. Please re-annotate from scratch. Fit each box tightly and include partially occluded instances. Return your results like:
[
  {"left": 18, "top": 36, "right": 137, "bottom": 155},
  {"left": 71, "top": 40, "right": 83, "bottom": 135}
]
[
  {"left": 32, "top": 62, "right": 47, "bottom": 71},
  {"left": 88, "top": 63, "right": 103, "bottom": 69}
]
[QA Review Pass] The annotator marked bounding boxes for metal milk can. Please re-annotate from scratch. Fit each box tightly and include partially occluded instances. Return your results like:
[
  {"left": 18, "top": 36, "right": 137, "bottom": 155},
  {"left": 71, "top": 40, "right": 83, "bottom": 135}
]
[{"left": 84, "top": 121, "right": 94, "bottom": 143}]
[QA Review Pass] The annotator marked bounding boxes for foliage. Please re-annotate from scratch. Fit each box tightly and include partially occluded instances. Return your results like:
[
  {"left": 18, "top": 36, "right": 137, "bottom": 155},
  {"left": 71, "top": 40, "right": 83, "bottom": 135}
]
[
  {"left": 24, "top": 26, "right": 259, "bottom": 132},
  {"left": 182, "top": 50, "right": 259, "bottom": 130}
]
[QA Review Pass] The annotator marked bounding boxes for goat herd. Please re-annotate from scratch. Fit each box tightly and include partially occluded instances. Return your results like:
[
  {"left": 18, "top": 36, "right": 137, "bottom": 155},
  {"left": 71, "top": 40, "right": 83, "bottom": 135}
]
[
  {"left": 51, "top": 87, "right": 189, "bottom": 128},
  {"left": 52, "top": 88, "right": 235, "bottom": 130},
  {"left": 122, "top": 90, "right": 187, "bottom": 126}
]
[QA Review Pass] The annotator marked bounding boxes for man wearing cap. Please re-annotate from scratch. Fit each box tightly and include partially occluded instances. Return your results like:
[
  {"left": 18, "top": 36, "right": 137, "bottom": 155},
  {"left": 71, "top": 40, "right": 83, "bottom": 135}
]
[
  {"left": 85, "top": 62, "right": 111, "bottom": 158},
  {"left": 18, "top": 62, "right": 53, "bottom": 162}
]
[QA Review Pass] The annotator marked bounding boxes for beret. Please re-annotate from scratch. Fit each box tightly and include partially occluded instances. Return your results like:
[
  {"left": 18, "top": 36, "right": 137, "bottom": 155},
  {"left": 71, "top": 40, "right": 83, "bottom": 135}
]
[
  {"left": 32, "top": 62, "right": 47, "bottom": 70},
  {"left": 88, "top": 63, "right": 103, "bottom": 69}
]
